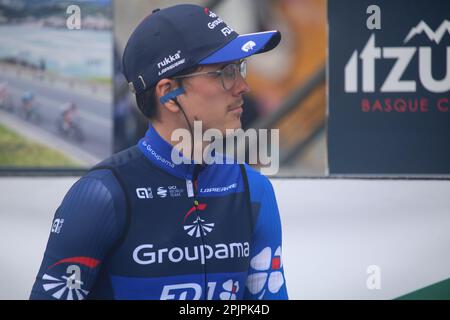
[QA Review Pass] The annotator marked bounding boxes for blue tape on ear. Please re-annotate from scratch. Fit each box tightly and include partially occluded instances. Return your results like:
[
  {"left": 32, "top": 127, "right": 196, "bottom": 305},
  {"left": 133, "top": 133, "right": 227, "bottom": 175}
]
[{"left": 159, "top": 87, "right": 185, "bottom": 104}]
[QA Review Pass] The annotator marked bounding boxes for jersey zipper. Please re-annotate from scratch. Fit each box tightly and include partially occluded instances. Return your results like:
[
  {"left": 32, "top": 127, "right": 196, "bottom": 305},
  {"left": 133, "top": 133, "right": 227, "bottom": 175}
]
[{"left": 190, "top": 164, "right": 208, "bottom": 300}]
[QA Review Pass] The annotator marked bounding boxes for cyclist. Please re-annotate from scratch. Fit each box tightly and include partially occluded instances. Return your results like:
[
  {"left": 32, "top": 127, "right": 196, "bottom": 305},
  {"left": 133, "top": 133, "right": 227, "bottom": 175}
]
[{"left": 30, "top": 4, "right": 287, "bottom": 300}]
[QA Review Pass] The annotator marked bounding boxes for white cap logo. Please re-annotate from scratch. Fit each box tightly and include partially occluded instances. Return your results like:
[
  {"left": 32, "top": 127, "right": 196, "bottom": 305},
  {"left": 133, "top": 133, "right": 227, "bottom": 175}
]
[{"left": 241, "top": 41, "right": 256, "bottom": 53}]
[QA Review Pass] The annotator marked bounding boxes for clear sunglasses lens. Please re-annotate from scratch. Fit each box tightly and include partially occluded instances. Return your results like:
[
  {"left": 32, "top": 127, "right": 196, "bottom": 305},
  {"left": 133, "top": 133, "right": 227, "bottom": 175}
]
[
  {"left": 240, "top": 60, "right": 247, "bottom": 78},
  {"left": 222, "top": 64, "right": 237, "bottom": 90},
  {"left": 221, "top": 61, "right": 247, "bottom": 90}
]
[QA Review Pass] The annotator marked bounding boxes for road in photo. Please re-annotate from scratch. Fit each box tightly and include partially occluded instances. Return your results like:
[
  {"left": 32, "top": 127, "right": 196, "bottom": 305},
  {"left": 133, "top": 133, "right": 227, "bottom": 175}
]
[
  {"left": 0, "top": 65, "right": 112, "bottom": 162},
  {"left": 0, "top": 3, "right": 113, "bottom": 165}
]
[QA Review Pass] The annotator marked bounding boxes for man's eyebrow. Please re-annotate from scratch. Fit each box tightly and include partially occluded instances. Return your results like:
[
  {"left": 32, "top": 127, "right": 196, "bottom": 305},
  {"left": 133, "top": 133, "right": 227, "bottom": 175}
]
[
  {"left": 210, "top": 63, "right": 227, "bottom": 70},
  {"left": 202, "top": 61, "right": 233, "bottom": 72},
  {"left": 216, "top": 61, "right": 237, "bottom": 69}
]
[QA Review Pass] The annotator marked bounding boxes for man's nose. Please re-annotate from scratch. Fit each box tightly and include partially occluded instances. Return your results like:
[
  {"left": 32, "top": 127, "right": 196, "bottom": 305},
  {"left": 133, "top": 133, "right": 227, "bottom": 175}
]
[{"left": 232, "top": 74, "right": 251, "bottom": 96}]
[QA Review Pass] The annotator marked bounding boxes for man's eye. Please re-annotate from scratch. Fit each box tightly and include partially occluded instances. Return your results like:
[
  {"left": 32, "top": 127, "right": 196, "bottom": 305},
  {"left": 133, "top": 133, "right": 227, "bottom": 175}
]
[{"left": 223, "top": 66, "right": 236, "bottom": 78}]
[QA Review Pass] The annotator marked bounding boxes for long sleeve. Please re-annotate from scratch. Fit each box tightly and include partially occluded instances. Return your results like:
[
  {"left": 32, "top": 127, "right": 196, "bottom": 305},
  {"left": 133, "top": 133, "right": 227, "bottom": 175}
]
[
  {"left": 29, "top": 169, "right": 126, "bottom": 300},
  {"left": 244, "top": 165, "right": 288, "bottom": 300}
]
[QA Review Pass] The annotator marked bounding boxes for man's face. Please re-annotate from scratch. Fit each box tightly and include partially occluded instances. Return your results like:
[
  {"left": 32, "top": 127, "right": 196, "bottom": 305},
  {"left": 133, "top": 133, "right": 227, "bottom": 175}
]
[{"left": 176, "top": 61, "right": 251, "bottom": 135}]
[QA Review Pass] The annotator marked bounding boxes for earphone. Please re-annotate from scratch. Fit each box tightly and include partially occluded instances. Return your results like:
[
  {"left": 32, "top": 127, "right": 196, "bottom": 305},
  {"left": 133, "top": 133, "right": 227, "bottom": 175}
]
[{"left": 159, "top": 87, "right": 185, "bottom": 104}]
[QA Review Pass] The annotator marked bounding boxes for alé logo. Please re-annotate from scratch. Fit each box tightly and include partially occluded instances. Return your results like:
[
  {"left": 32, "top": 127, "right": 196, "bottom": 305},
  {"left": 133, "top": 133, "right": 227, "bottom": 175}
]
[
  {"left": 51, "top": 218, "right": 64, "bottom": 234},
  {"left": 136, "top": 187, "right": 153, "bottom": 199},
  {"left": 183, "top": 202, "right": 215, "bottom": 237},
  {"left": 345, "top": 19, "right": 450, "bottom": 93},
  {"left": 245, "top": 246, "right": 285, "bottom": 299},
  {"left": 41, "top": 256, "right": 100, "bottom": 300}
]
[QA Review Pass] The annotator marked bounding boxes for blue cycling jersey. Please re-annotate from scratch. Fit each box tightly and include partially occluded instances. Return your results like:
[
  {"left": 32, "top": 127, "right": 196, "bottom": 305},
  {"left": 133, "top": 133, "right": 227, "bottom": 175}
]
[{"left": 30, "top": 125, "right": 288, "bottom": 300}]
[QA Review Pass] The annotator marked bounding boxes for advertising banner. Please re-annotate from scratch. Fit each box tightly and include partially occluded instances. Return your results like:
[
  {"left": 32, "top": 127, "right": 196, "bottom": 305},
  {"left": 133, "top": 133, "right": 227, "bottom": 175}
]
[{"left": 328, "top": 0, "right": 450, "bottom": 175}]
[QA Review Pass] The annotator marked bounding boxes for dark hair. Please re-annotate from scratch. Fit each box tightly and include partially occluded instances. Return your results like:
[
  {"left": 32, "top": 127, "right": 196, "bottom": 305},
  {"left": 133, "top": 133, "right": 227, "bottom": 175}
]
[
  {"left": 134, "top": 65, "right": 201, "bottom": 120},
  {"left": 135, "top": 87, "right": 158, "bottom": 119}
]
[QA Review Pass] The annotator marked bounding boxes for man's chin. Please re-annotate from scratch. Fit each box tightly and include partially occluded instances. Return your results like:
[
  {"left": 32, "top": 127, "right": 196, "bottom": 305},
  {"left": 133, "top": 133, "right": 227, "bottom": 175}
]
[{"left": 224, "top": 121, "right": 242, "bottom": 134}]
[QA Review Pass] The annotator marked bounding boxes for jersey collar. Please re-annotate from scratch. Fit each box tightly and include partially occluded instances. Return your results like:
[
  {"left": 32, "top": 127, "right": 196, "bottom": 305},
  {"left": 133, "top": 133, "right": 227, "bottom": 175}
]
[{"left": 137, "top": 125, "right": 199, "bottom": 180}]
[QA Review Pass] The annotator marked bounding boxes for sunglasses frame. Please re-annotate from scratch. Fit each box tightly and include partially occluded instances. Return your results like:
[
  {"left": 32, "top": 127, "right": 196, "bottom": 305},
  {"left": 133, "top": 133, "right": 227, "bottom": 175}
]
[{"left": 173, "top": 59, "right": 247, "bottom": 90}]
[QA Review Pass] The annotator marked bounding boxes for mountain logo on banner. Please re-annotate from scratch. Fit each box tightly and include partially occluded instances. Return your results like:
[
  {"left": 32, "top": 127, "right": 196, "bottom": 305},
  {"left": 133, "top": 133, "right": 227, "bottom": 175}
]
[{"left": 404, "top": 20, "right": 450, "bottom": 44}]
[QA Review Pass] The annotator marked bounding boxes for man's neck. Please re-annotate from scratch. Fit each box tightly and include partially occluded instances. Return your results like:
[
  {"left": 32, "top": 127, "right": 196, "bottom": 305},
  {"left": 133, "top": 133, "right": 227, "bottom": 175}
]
[
  {"left": 151, "top": 120, "right": 210, "bottom": 163},
  {"left": 151, "top": 120, "right": 176, "bottom": 147}
]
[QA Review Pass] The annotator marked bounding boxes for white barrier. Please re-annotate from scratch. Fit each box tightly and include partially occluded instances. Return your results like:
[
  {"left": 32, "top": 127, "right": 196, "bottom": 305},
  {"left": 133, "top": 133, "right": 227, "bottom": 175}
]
[
  {"left": 275, "top": 179, "right": 450, "bottom": 299},
  {"left": 0, "top": 177, "right": 449, "bottom": 299}
]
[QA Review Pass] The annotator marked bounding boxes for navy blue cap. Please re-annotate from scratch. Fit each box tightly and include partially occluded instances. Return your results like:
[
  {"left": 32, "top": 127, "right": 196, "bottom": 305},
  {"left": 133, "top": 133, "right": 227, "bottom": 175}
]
[{"left": 122, "top": 4, "right": 281, "bottom": 94}]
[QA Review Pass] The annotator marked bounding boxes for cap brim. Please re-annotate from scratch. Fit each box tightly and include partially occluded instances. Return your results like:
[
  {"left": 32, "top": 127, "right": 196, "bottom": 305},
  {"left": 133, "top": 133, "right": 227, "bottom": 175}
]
[{"left": 198, "top": 30, "right": 281, "bottom": 64}]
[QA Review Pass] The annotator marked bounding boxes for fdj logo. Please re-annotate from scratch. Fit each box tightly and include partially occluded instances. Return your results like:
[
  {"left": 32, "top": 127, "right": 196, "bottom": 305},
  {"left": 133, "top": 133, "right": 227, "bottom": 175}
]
[
  {"left": 345, "top": 20, "right": 450, "bottom": 93},
  {"left": 221, "top": 27, "right": 234, "bottom": 37},
  {"left": 161, "top": 283, "right": 201, "bottom": 300},
  {"left": 161, "top": 279, "right": 240, "bottom": 300}
]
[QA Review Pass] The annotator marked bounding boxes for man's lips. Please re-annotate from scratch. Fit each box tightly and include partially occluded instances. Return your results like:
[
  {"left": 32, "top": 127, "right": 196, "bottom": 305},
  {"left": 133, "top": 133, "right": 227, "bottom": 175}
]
[{"left": 228, "top": 101, "right": 244, "bottom": 112}]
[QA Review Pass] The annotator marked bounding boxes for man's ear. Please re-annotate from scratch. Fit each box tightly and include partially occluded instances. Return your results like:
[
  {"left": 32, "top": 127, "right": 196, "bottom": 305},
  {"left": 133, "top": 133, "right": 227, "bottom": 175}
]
[{"left": 155, "top": 78, "right": 180, "bottom": 113}]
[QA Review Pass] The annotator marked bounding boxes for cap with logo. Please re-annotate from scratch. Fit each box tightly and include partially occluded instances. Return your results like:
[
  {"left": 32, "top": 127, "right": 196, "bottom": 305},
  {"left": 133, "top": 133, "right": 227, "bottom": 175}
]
[{"left": 122, "top": 4, "right": 281, "bottom": 95}]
